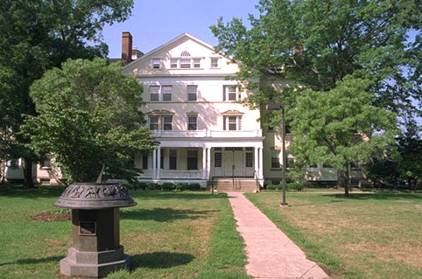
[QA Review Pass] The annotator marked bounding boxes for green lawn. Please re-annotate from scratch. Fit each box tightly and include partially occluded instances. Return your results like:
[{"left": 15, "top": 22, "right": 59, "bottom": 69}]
[
  {"left": 0, "top": 185, "right": 248, "bottom": 279},
  {"left": 246, "top": 190, "right": 422, "bottom": 279}
]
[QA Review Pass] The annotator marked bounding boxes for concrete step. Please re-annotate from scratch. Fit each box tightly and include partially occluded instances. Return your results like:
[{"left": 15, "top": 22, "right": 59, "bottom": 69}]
[{"left": 213, "top": 179, "right": 258, "bottom": 193}]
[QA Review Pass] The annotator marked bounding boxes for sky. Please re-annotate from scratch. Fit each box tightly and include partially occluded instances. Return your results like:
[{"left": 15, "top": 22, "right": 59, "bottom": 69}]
[{"left": 102, "top": 0, "right": 259, "bottom": 58}]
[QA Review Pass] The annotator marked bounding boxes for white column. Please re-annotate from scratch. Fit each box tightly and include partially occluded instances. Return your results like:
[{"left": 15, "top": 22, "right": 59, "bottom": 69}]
[
  {"left": 254, "top": 147, "right": 259, "bottom": 179},
  {"left": 206, "top": 148, "right": 211, "bottom": 180},
  {"left": 156, "top": 147, "right": 161, "bottom": 180},
  {"left": 259, "top": 147, "right": 264, "bottom": 179},
  {"left": 202, "top": 147, "right": 207, "bottom": 179},
  {"left": 152, "top": 148, "right": 157, "bottom": 180}
]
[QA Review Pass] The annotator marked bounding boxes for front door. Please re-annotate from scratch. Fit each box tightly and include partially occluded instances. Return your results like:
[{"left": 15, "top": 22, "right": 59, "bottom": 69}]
[{"left": 223, "top": 148, "right": 243, "bottom": 177}]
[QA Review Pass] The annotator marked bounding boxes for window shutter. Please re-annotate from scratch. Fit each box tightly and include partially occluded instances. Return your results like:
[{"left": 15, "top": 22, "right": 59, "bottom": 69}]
[
  {"left": 223, "top": 86, "right": 226, "bottom": 101},
  {"left": 223, "top": 116, "right": 226, "bottom": 130}
]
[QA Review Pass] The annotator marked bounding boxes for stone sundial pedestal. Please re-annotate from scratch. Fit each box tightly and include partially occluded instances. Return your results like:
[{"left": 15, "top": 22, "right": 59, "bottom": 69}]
[{"left": 55, "top": 183, "right": 136, "bottom": 278}]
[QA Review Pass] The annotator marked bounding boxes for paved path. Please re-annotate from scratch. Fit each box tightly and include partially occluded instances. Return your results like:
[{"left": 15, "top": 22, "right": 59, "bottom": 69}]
[{"left": 227, "top": 192, "right": 330, "bottom": 279}]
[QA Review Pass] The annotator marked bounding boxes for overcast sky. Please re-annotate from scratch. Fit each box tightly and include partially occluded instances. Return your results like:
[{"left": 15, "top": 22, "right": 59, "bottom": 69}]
[{"left": 102, "top": 0, "right": 259, "bottom": 58}]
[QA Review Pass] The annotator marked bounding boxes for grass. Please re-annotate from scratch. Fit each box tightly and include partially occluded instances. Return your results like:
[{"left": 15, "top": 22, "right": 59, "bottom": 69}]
[
  {"left": 245, "top": 190, "right": 422, "bottom": 279},
  {"left": 0, "top": 185, "right": 248, "bottom": 279}
]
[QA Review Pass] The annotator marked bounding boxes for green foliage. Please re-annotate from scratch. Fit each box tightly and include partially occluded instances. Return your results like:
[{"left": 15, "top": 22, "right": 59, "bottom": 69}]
[
  {"left": 290, "top": 77, "right": 398, "bottom": 193},
  {"left": 22, "top": 58, "right": 155, "bottom": 183},
  {"left": 212, "top": 0, "right": 421, "bottom": 122},
  {"left": 0, "top": 0, "right": 134, "bottom": 186}
]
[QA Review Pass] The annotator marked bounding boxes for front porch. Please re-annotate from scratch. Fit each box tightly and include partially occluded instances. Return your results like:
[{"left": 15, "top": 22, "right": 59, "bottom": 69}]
[{"left": 135, "top": 144, "right": 264, "bottom": 186}]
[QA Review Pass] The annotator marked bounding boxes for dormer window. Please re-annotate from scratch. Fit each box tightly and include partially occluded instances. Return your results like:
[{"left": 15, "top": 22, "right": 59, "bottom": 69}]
[{"left": 152, "top": 58, "right": 161, "bottom": 69}]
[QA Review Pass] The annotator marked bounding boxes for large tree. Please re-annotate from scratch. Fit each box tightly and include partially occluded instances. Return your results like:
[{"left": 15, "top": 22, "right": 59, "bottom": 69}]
[
  {"left": 22, "top": 58, "right": 155, "bottom": 184},
  {"left": 212, "top": 0, "right": 421, "bottom": 117},
  {"left": 0, "top": 0, "right": 133, "bottom": 187},
  {"left": 212, "top": 0, "right": 421, "bottom": 190},
  {"left": 290, "top": 77, "right": 397, "bottom": 196}
]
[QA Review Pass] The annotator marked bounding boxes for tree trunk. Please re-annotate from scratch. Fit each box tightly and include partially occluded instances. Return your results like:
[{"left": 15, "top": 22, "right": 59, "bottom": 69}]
[
  {"left": 338, "top": 169, "right": 350, "bottom": 197},
  {"left": 22, "top": 157, "right": 34, "bottom": 188}
]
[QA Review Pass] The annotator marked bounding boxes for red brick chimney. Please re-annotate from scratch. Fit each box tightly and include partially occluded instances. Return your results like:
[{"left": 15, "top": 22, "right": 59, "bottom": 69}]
[{"left": 122, "top": 32, "right": 133, "bottom": 65}]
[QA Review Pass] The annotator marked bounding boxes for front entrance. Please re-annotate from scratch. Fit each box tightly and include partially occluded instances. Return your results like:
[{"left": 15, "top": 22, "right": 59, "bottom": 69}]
[{"left": 212, "top": 147, "right": 254, "bottom": 178}]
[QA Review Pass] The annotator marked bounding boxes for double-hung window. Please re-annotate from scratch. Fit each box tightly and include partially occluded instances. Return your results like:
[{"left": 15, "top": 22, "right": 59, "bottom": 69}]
[
  {"left": 180, "top": 57, "right": 191, "bottom": 68},
  {"left": 162, "top": 85, "right": 172, "bottom": 101},
  {"left": 163, "top": 115, "right": 173, "bottom": 130},
  {"left": 223, "top": 116, "right": 241, "bottom": 131},
  {"left": 188, "top": 115, "right": 198, "bottom": 130},
  {"left": 193, "top": 58, "right": 201, "bottom": 68},
  {"left": 170, "top": 58, "right": 178, "bottom": 68},
  {"left": 224, "top": 85, "right": 239, "bottom": 101},
  {"left": 271, "top": 149, "right": 281, "bottom": 169},
  {"left": 152, "top": 58, "right": 161, "bottom": 69},
  {"left": 149, "top": 86, "right": 160, "bottom": 102},
  {"left": 187, "top": 85, "right": 198, "bottom": 101},
  {"left": 211, "top": 57, "right": 219, "bottom": 68},
  {"left": 149, "top": 115, "right": 160, "bottom": 130}
]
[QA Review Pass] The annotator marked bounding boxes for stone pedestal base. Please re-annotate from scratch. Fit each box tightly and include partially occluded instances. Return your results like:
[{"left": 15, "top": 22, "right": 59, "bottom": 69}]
[{"left": 60, "top": 246, "right": 129, "bottom": 278}]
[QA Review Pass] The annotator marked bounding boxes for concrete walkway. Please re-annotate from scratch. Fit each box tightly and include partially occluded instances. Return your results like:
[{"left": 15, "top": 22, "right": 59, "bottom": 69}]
[{"left": 227, "top": 192, "right": 330, "bottom": 279}]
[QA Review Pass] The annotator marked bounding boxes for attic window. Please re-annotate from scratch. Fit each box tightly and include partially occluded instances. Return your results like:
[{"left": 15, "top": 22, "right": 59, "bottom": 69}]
[
  {"left": 152, "top": 58, "right": 161, "bottom": 69},
  {"left": 181, "top": 51, "right": 191, "bottom": 57}
]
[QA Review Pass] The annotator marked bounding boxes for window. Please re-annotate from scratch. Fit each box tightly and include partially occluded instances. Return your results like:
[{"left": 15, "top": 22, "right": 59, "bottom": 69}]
[
  {"left": 193, "top": 58, "right": 201, "bottom": 68},
  {"left": 142, "top": 154, "right": 148, "bottom": 169},
  {"left": 149, "top": 116, "right": 159, "bottom": 130},
  {"left": 7, "top": 159, "right": 19, "bottom": 168},
  {"left": 214, "top": 152, "right": 222, "bottom": 167},
  {"left": 170, "top": 58, "right": 178, "bottom": 68},
  {"left": 163, "top": 115, "right": 172, "bottom": 130},
  {"left": 169, "top": 150, "right": 177, "bottom": 170},
  {"left": 187, "top": 85, "right": 198, "bottom": 101},
  {"left": 149, "top": 86, "right": 160, "bottom": 101},
  {"left": 162, "top": 85, "right": 172, "bottom": 101},
  {"left": 271, "top": 149, "right": 281, "bottom": 169},
  {"left": 228, "top": 116, "right": 237, "bottom": 130},
  {"left": 188, "top": 115, "right": 198, "bottom": 130},
  {"left": 245, "top": 151, "right": 254, "bottom": 168},
  {"left": 223, "top": 116, "right": 241, "bottom": 131},
  {"left": 187, "top": 150, "right": 198, "bottom": 170},
  {"left": 180, "top": 58, "right": 191, "bottom": 68},
  {"left": 152, "top": 58, "right": 161, "bottom": 69},
  {"left": 211, "top": 57, "right": 219, "bottom": 68},
  {"left": 224, "top": 85, "right": 240, "bottom": 101},
  {"left": 287, "top": 157, "right": 294, "bottom": 169},
  {"left": 41, "top": 158, "right": 51, "bottom": 169}
]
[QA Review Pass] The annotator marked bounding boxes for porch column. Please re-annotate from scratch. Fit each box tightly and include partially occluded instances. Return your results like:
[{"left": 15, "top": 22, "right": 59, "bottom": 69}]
[
  {"left": 152, "top": 148, "right": 157, "bottom": 180},
  {"left": 202, "top": 147, "right": 207, "bottom": 179},
  {"left": 156, "top": 147, "right": 161, "bottom": 180},
  {"left": 258, "top": 147, "right": 264, "bottom": 179},
  {"left": 254, "top": 147, "right": 259, "bottom": 179},
  {"left": 206, "top": 147, "right": 211, "bottom": 180}
]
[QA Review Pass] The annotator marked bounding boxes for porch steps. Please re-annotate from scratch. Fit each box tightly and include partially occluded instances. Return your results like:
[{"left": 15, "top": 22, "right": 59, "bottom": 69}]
[{"left": 213, "top": 178, "right": 258, "bottom": 193}]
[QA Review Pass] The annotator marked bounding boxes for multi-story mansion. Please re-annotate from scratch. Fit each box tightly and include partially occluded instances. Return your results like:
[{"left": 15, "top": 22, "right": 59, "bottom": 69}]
[
  {"left": 2, "top": 32, "right": 353, "bottom": 188},
  {"left": 123, "top": 33, "right": 265, "bottom": 188}
]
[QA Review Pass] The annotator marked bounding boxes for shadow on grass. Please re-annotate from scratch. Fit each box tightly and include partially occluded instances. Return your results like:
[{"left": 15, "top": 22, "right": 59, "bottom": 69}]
[
  {"left": 122, "top": 208, "right": 219, "bottom": 222},
  {"left": 323, "top": 192, "right": 422, "bottom": 201},
  {"left": 130, "top": 252, "right": 194, "bottom": 269},
  {"left": 0, "top": 255, "right": 62, "bottom": 266},
  {"left": 0, "top": 184, "right": 65, "bottom": 199},
  {"left": 130, "top": 191, "right": 227, "bottom": 201}
]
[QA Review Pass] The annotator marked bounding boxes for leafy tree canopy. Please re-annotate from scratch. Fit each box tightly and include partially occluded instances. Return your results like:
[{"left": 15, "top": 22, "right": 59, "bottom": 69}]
[
  {"left": 0, "top": 0, "right": 133, "bottom": 186},
  {"left": 291, "top": 77, "right": 398, "bottom": 195},
  {"left": 212, "top": 0, "right": 421, "bottom": 121},
  {"left": 22, "top": 58, "right": 156, "bottom": 183}
]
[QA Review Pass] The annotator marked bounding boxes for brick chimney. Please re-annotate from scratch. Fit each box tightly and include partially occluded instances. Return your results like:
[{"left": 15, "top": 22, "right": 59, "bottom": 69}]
[{"left": 122, "top": 32, "right": 133, "bottom": 65}]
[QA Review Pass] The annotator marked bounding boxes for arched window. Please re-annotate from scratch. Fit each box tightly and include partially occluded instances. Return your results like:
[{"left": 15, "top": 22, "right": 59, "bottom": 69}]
[{"left": 180, "top": 50, "right": 191, "bottom": 57}]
